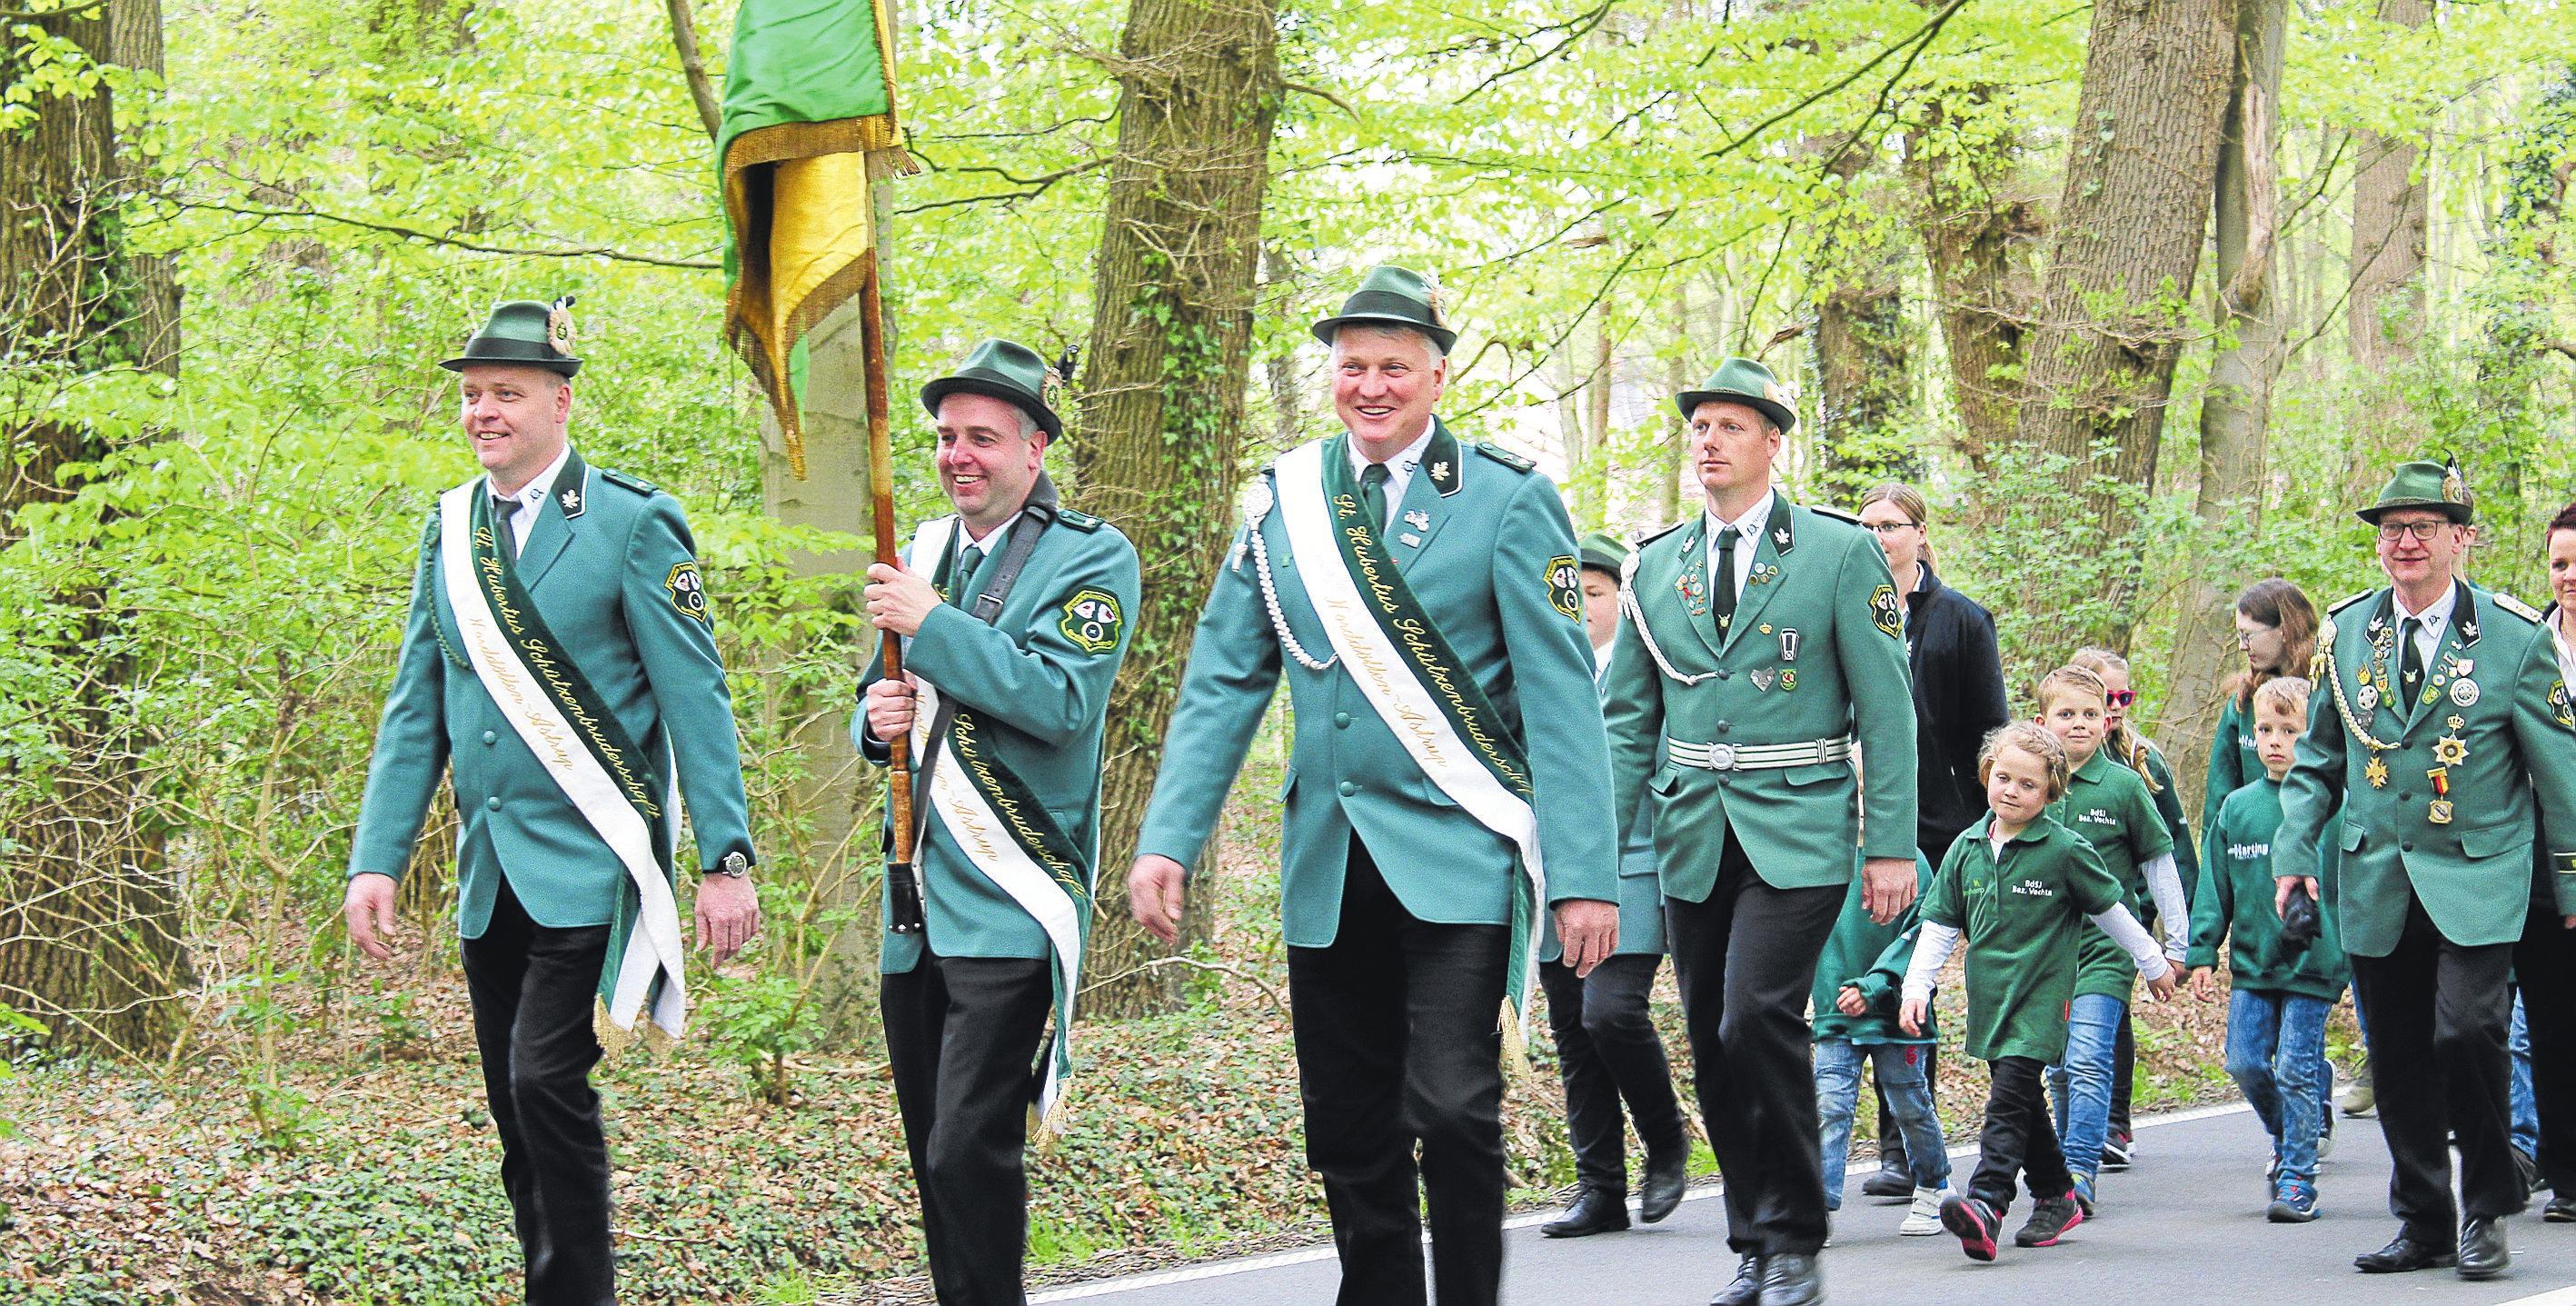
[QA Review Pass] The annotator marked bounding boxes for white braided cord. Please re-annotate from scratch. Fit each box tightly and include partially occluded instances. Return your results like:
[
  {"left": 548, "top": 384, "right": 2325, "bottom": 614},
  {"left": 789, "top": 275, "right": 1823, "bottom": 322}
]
[
  {"left": 1244, "top": 480, "right": 1338, "bottom": 673},
  {"left": 1618, "top": 553, "right": 1716, "bottom": 686}
]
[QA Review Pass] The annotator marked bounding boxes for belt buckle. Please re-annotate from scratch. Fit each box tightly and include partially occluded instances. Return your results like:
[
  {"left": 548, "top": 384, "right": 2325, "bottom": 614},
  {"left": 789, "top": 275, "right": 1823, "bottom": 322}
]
[{"left": 1706, "top": 743, "right": 1737, "bottom": 772}]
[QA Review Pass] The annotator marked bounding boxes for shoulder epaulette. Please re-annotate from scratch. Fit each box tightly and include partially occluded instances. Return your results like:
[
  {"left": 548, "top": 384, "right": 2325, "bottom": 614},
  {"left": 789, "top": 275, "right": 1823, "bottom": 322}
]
[
  {"left": 1474, "top": 442, "right": 1535, "bottom": 473},
  {"left": 2491, "top": 592, "right": 2544, "bottom": 623},
  {"left": 1808, "top": 504, "right": 1863, "bottom": 525},
  {"left": 1053, "top": 506, "right": 1105, "bottom": 533},
  {"left": 599, "top": 468, "right": 660, "bottom": 496},
  {"left": 1633, "top": 519, "right": 1689, "bottom": 547},
  {"left": 2327, "top": 590, "right": 2373, "bottom": 615}
]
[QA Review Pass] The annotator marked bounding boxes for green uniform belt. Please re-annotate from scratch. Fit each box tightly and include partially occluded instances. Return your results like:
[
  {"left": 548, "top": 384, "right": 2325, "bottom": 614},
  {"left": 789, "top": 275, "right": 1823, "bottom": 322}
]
[{"left": 1666, "top": 736, "right": 1853, "bottom": 772}]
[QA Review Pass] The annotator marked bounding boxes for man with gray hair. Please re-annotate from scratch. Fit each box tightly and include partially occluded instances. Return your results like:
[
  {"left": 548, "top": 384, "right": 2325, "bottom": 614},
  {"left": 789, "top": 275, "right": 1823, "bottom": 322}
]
[{"left": 1129, "top": 266, "right": 1619, "bottom": 1304}]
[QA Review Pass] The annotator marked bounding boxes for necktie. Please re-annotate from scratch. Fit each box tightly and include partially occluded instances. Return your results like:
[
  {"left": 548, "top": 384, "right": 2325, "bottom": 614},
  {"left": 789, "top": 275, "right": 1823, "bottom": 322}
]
[
  {"left": 1360, "top": 463, "right": 1390, "bottom": 533},
  {"left": 492, "top": 493, "right": 519, "bottom": 563},
  {"left": 2399, "top": 616, "right": 2424, "bottom": 702},
  {"left": 956, "top": 542, "right": 984, "bottom": 599},
  {"left": 1714, "top": 525, "right": 1740, "bottom": 630}
]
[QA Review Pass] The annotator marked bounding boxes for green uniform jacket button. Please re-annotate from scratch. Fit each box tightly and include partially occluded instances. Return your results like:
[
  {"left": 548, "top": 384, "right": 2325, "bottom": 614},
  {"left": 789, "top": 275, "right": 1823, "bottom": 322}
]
[
  {"left": 1716, "top": 669, "right": 1732, "bottom": 680},
  {"left": 1335, "top": 713, "right": 1352, "bottom": 728},
  {"left": 485, "top": 796, "right": 502, "bottom": 812},
  {"left": 2402, "top": 840, "right": 2414, "bottom": 852},
  {"left": 1717, "top": 722, "right": 1733, "bottom": 734},
  {"left": 482, "top": 730, "right": 499, "bottom": 745},
  {"left": 1338, "top": 780, "right": 1358, "bottom": 797}
]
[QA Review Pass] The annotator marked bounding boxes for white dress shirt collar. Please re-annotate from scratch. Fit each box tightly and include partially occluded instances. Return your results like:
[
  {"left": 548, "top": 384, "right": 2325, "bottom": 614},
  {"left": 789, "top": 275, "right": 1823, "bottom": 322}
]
[
  {"left": 491, "top": 444, "right": 572, "bottom": 548},
  {"left": 1702, "top": 489, "right": 1775, "bottom": 596},
  {"left": 1347, "top": 420, "right": 1437, "bottom": 526}
]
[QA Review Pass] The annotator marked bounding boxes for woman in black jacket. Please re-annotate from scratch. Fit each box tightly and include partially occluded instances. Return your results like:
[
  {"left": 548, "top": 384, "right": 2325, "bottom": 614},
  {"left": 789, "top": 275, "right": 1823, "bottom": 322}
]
[{"left": 1852, "top": 482, "right": 2010, "bottom": 1197}]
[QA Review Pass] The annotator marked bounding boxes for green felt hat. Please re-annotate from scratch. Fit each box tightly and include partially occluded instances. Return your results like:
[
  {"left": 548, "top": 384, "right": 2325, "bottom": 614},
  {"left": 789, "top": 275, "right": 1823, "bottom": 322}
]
[
  {"left": 441, "top": 297, "right": 582, "bottom": 376},
  {"left": 1310, "top": 264, "right": 1457, "bottom": 355},
  {"left": 1577, "top": 530, "right": 1628, "bottom": 575},
  {"left": 2356, "top": 459, "right": 2472, "bottom": 525},
  {"left": 1676, "top": 356, "right": 1797, "bottom": 434},
  {"left": 920, "top": 338, "right": 1064, "bottom": 440}
]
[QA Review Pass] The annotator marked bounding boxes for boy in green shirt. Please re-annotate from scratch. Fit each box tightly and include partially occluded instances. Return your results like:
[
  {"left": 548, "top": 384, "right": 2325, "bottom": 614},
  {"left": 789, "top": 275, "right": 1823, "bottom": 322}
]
[
  {"left": 1901, "top": 723, "right": 2177, "bottom": 1261},
  {"left": 1811, "top": 852, "right": 1949, "bottom": 1236},
  {"left": 2187, "top": 675, "right": 2349, "bottom": 1223},
  {"left": 2037, "top": 665, "right": 2191, "bottom": 1211}
]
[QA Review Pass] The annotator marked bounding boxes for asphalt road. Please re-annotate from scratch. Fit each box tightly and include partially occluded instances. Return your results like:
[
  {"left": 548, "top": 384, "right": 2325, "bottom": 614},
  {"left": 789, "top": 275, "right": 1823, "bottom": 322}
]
[{"left": 1032, "top": 1103, "right": 2576, "bottom": 1304}]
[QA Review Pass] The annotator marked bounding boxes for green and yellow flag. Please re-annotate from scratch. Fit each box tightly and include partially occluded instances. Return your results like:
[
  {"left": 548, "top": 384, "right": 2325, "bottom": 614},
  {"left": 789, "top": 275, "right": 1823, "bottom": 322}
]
[{"left": 719, "top": 0, "right": 915, "bottom": 478}]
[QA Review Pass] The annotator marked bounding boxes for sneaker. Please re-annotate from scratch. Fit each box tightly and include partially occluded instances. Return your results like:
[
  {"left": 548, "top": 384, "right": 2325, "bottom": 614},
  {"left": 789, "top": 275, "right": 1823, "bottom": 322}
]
[
  {"left": 1940, "top": 1194, "right": 2001, "bottom": 1261},
  {"left": 1900, "top": 1186, "right": 1944, "bottom": 1236},
  {"left": 2319, "top": 1111, "right": 2336, "bottom": 1163},
  {"left": 2267, "top": 1180, "right": 2319, "bottom": 1223},
  {"left": 2340, "top": 1062, "right": 2375, "bottom": 1116},
  {"left": 2099, "top": 1132, "right": 2133, "bottom": 1171},
  {"left": 2071, "top": 1171, "right": 2097, "bottom": 1218},
  {"left": 2014, "top": 1192, "right": 2085, "bottom": 1247}
]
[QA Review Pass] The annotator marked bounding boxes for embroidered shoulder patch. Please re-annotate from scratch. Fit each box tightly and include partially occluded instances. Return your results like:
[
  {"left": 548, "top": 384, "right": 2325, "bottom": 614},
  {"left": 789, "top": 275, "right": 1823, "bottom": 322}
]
[
  {"left": 1546, "top": 554, "right": 1583, "bottom": 621},
  {"left": 665, "top": 562, "right": 711, "bottom": 628},
  {"left": 1059, "top": 588, "right": 1123, "bottom": 653},
  {"left": 2551, "top": 679, "right": 2575, "bottom": 731},
  {"left": 1869, "top": 583, "right": 1903, "bottom": 640}
]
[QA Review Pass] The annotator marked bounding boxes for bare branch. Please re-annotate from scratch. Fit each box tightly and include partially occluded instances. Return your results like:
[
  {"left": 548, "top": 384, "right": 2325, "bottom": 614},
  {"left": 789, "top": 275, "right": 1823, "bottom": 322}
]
[
  {"left": 664, "top": 0, "right": 724, "bottom": 143},
  {"left": 178, "top": 199, "right": 721, "bottom": 270}
]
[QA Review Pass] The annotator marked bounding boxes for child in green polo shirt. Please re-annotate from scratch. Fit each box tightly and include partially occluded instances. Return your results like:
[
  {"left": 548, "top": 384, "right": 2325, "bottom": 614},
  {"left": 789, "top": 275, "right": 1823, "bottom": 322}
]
[
  {"left": 2186, "top": 675, "right": 2348, "bottom": 1224},
  {"left": 1901, "top": 722, "right": 2178, "bottom": 1262},
  {"left": 1812, "top": 851, "right": 1950, "bottom": 1236},
  {"left": 2034, "top": 665, "right": 2191, "bottom": 1212}
]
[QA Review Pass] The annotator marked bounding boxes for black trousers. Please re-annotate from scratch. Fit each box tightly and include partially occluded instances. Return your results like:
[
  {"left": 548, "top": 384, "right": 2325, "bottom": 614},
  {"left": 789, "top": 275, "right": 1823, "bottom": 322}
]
[
  {"left": 2516, "top": 902, "right": 2576, "bottom": 1198},
  {"left": 1537, "top": 953, "right": 1688, "bottom": 1192},
  {"left": 881, "top": 952, "right": 1054, "bottom": 1306},
  {"left": 460, "top": 877, "right": 616, "bottom": 1306},
  {"left": 2348, "top": 895, "right": 2521, "bottom": 1241},
  {"left": 1871, "top": 1046, "right": 1940, "bottom": 1172},
  {"left": 1968, "top": 1056, "right": 2070, "bottom": 1211},
  {"left": 1665, "top": 838, "right": 1845, "bottom": 1256},
  {"left": 1288, "top": 837, "right": 1508, "bottom": 1306}
]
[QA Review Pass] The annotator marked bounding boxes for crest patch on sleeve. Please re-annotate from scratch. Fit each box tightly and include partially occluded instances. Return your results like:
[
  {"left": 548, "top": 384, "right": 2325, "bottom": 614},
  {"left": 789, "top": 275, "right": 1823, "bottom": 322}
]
[
  {"left": 1060, "top": 588, "right": 1123, "bottom": 654},
  {"left": 2552, "top": 679, "right": 2575, "bottom": 731},
  {"left": 1869, "top": 583, "right": 1903, "bottom": 640},
  {"left": 665, "top": 562, "right": 711, "bottom": 628},
  {"left": 1546, "top": 554, "right": 1583, "bottom": 621}
]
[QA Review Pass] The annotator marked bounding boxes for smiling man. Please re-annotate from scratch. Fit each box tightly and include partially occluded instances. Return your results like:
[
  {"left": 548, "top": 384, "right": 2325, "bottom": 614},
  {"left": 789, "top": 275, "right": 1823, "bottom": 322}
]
[
  {"left": 1602, "top": 357, "right": 1917, "bottom": 1306},
  {"left": 1129, "top": 265, "right": 1617, "bottom": 1305},
  {"left": 343, "top": 299, "right": 761, "bottom": 1306},
  {"left": 854, "top": 337, "right": 1139, "bottom": 1306},
  {"left": 2274, "top": 460, "right": 2576, "bottom": 1281}
]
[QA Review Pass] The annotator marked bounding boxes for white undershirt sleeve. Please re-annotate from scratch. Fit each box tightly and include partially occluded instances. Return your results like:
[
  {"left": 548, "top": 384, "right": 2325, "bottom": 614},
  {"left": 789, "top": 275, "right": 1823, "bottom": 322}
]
[
  {"left": 2140, "top": 851, "right": 2189, "bottom": 959},
  {"left": 1901, "top": 921, "right": 1963, "bottom": 1004},
  {"left": 2090, "top": 902, "right": 2173, "bottom": 981}
]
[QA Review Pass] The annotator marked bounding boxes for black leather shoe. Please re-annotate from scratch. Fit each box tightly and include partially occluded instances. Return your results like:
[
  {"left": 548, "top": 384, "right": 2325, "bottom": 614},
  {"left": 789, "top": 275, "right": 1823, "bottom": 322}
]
[
  {"left": 2546, "top": 1195, "right": 2576, "bottom": 1223},
  {"left": 2354, "top": 1233, "right": 2457, "bottom": 1273},
  {"left": 2517, "top": 1147, "right": 2544, "bottom": 1196},
  {"left": 1759, "top": 1252, "right": 1823, "bottom": 1306},
  {"left": 1639, "top": 1144, "right": 1689, "bottom": 1224},
  {"left": 1860, "top": 1165, "right": 1914, "bottom": 1199},
  {"left": 1707, "top": 1253, "right": 1765, "bottom": 1306},
  {"left": 1541, "top": 1187, "right": 1630, "bottom": 1238},
  {"left": 2458, "top": 1217, "right": 2510, "bottom": 1281}
]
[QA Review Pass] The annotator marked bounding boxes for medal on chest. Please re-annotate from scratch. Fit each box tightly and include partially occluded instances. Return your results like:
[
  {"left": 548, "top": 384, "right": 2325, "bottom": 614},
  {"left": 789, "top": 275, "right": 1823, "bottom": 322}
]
[
  {"left": 2427, "top": 766, "right": 2454, "bottom": 825},
  {"left": 2363, "top": 751, "right": 2389, "bottom": 789}
]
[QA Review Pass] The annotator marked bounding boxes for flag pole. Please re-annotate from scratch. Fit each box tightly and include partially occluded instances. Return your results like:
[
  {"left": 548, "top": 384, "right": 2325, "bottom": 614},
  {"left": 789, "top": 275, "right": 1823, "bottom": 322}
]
[{"left": 861, "top": 259, "right": 926, "bottom": 934}]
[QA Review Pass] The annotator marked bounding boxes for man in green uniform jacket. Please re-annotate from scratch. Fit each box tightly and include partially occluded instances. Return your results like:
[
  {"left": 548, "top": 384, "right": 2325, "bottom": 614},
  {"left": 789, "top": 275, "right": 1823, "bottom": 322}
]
[
  {"left": 1129, "top": 266, "right": 1619, "bottom": 1306},
  {"left": 2274, "top": 461, "right": 2576, "bottom": 1281},
  {"left": 1537, "top": 531, "right": 1689, "bottom": 1241},
  {"left": 343, "top": 300, "right": 761, "bottom": 1306},
  {"left": 1602, "top": 357, "right": 1917, "bottom": 1306},
  {"left": 856, "top": 339, "right": 1140, "bottom": 1306}
]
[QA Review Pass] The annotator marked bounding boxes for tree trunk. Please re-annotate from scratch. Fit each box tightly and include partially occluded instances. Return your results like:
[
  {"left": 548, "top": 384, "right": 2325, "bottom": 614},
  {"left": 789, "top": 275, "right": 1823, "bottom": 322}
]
[
  {"left": 0, "top": 0, "right": 190, "bottom": 1059},
  {"left": 1070, "top": 0, "right": 1282, "bottom": 1019},
  {"left": 1904, "top": 92, "right": 2042, "bottom": 476},
  {"left": 2342, "top": 0, "right": 2432, "bottom": 493},
  {"left": 1811, "top": 146, "right": 1920, "bottom": 503},
  {"left": 2468, "top": 66, "right": 2576, "bottom": 593},
  {"left": 1577, "top": 311, "right": 1613, "bottom": 526},
  {"left": 1657, "top": 285, "right": 1690, "bottom": 527},
  {"left": 2166, "top": 0, "right": 2287, "bottom": 815},
  {"left": 2013, "top": 0, "right": 2239, "bottom": 653}
]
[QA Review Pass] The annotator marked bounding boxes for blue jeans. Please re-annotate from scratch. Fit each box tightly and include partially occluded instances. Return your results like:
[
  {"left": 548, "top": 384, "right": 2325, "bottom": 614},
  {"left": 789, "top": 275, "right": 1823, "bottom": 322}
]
[
  {"left": 2048, "top": 993, "right": 2124, "bottom": 1181},
  {"left": 2512, "top": 992, "right": 2538, "bottom": 1160},
  {"left": 2224, "top": 988, "right": 2332, "bottom": 1187},
  {"left": 1815, "top": 1038, "right": 1950, "bottom": 1209}
]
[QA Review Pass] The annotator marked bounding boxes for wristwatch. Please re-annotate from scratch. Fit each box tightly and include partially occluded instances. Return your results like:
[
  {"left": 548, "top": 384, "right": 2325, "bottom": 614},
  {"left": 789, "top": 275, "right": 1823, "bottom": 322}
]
[{"left": 705, "top": 851, "right": 751, "bottom": 880}]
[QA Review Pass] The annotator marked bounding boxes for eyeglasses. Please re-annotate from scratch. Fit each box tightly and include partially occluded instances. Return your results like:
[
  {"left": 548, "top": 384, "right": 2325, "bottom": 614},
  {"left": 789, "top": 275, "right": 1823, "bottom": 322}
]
[
  {"left": 2376, "top": 521, "right": 2451, "bottom": 543},
  {"left": 1866, "top": 521, "right": 1922, "bottom": 534},
  {"left": 2106, "top": 689, "right": 2138, "bottom": 708}
]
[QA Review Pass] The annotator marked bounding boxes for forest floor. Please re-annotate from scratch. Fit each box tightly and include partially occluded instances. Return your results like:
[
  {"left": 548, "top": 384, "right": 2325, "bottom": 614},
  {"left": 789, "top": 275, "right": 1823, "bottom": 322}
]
[{"left": 1, "top": 757, "right": 2298, "bottom": 1305}]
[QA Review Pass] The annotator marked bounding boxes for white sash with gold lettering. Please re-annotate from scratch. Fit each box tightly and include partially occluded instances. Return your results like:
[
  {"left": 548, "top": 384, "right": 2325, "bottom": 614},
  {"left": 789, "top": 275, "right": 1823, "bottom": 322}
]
[
  {"left": 1268, "top": 440, "right": 1547, "bottom": 1032},
  {"left": 439, "top": 482, "right": 688, "bottom": 1037}
]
